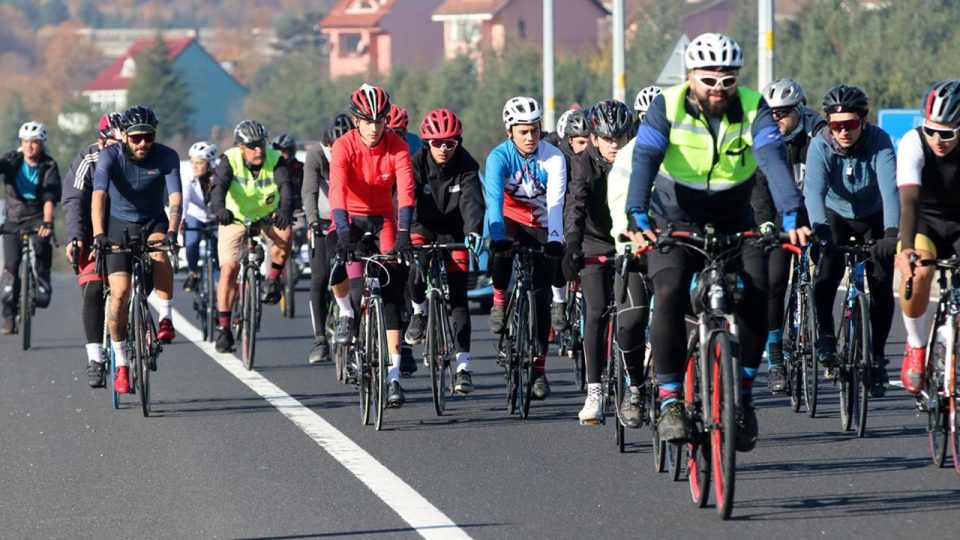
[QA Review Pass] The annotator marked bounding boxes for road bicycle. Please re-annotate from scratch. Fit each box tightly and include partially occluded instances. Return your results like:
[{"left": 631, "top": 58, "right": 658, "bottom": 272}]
[
  {"left": 0, "top": 224, "right": 57, "bottom": 350},
  {"left": 183, "top": 222, "right": 218, "bottom": 342},
  {"left": 781, "top": 243, "right": 818, "bottom": 415},
  {"left": 231, "top": 219, "right": 266, "bottom": 370}
]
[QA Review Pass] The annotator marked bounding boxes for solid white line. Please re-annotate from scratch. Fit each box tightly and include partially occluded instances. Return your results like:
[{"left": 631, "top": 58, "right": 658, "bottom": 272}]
[{"left": 154, "top": 300, "right": 471, "bottom": 540}]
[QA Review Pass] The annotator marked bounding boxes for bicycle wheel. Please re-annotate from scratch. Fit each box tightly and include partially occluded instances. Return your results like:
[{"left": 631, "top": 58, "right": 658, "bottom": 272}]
[
  {"left": 612, "top": 322, "right": 626, "bottom": 453},
  {"left": 782, "top": 290, "right": 801, "bottom": 412},
  {"left": 929, "top": 389, "right": 948, "bottom": 468},
  {"left": 283, "top": 255, "right": 296, "bottom": 318},
  {"left": 950, "top": 359, "right": 960, "bottom": 473},
  {"left": 501, "top": 324, "right": 518, "bottom": 415},
  {"left": 853, "top": 296, "right": 871, "bottom": 438},
  {"left": 520, "top": 290, "right": 538, "bottom": 419},
  {"left": 684, "top": 343, "right": 710, "bottom": 507},
  {"left": 20, "top": 260, "right": 31, "bottom": 351},
  {"left": 801, "top": 287, "right": 818, "bottom": 418},
  {"left": 205, "top": 258, "right": 217, "bottom": 343},
  {"left": 927, "top": 318, "right": 949, "bottom": 467},
  {"left": 710, "top": 332, "right": 736, "bottom": 519},
  {"left": 428, "top": 294, "right": 445, "bottom": 416},
  {"left": 109, "top": 344, "right": 119, "bottom": 409},
  {"left": 838, "top": 307, "right": 854, "bottom": 432},
  {"left": 648, "top": 378, "right": 666, "bottom": 472},
  {"left": 372, "top": 298, "right": 388, "bottom": 431},
  {"left": 571, "top": 294, "right": 585, "bottom": 391},
  {"left": 241, "top": 270, "right": 258, "bottom": 370},
  {"left": 133, "top": 297, "right": 150, "bottom": 417},
  {"left": 358, "top": 312, "right": 371, "bottom": 425}
]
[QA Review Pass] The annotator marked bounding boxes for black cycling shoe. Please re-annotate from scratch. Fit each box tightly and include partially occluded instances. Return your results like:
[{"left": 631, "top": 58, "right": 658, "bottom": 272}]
[
  {"left": 1, "top": 317, "right": 16, "bottom": 335},
  {"left": 387, "top": 381, "right": 406, "bottom": 408},
  {"left": 308, "top": 340, "right": 330, "bottom": 364},
  {"left": 735, "top": 402, "right": 759, "bottom": 452},
  {"left": 531, "top": 375, "right": 551, "bottom": 400},
  {"left": 334, "top": 315, "right": 354, "bottom": 344},
  {"left": 400, "top": 343, "right": 417, "bottom": 377},
  {"left": 489, "top": 304, "right": 506, "bottom": 334},
  {"left": 870, "top": 365, "right": 888, "bottom": 398},
  {"left": 215, "top": 326, "right": 235, "bottom": 353},
  {"left": 183, "top": 274, "right": 198, "bottom": 293},
  {"left": 262, "top": 278, "right": 282, "bottom": 305},
  {"left": 657, "top": 401, "right": 692, "bottom": 442},
  {"left": 767, "top": 364, "right": 787, "bottom": 394},
  {"left": 550, "top": 301, "right": 568, "bottom": 331},
  {"left": 816, "top": 334, "right": 839, "bottom": 368},
  {"left": 404, "top": 313, "right": 427, "bottom": 345},
  {"left": 454, "top": 370, "right": 474, "bottom": 394},
  {"left": 86, "top": 361, "right": 105, "bottom": 388},
  {"left": 620, "top": 392, "right": 643, "bottom": 429}
]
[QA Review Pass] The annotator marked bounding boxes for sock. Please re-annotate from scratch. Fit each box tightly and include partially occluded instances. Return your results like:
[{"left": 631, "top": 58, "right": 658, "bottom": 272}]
[
  {"left": 658, "top": 372, "right": 682, "bottom": 408},
  {"left": 532, "top": 355, "right": 546, "bottom": 376},
  {"left": 629, "top": 385, "right": 640, "bottom": 395},
  {"left": 218, "top": 310, "right": 231, "bottom": 328},
  {"left": 85, "top": 343, "right": 103, "bottom": 364},
  {"left": 335, "top": 294, "right": 355, "bottom": 319},
  {"left": 455, "top": 352, "right": 471, "bottom": 372},
  {"left": 388, "top": 353, "right": 402, "bottom": 383},
  {"left": 112, "top": 340, "right": 128, "bottom": 368},
  {"left": 587, "top": 382, "right": 602, "bottom": 393},
  {"left": 158, "top": 298, "right": 173, "bottom": 321},
  {"left": 551, "top": 286, "right": 567, "bottom": 303},
  {"left": 493, "top": 288, "right": 506, "bottom": 306},
  {"left": 267, "top": 262, "right": 283, "bottom": 281},
  {"left": 766, "top": 328, "right": 783, "bottom": 367},
  {"left": 903, "top": 312, "right": 930, "bottom": 349},
  {"left": 412, "top": 301, "right": 427, "bottom": 316},
  {"left": 741, "top": 366, "right": 758, "bottom": 401}
]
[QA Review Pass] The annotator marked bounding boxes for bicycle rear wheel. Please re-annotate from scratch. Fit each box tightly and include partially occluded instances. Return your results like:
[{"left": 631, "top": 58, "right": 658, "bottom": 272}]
[
  {"left": 282, "top": 255, "right": 296, "bottom": 318},
  {"left": 853, "top": 296, "right": 871, "bottom": 438},
  {"left": 205, "top": 259, "right": 217, "bottom": 343},
  {"left": 133, "top": 297, "right": 150, "bottom": 417},
  {"left": 20, "top": 260, "right": 31, "bottom": 351},
  {"left": 710, "top": 332, "right": 736, "bottom": 519},
  {"left": 571, "top": 294, "right": 585, "bottom": 391},
  {"left": 929, "top": 318, "right": 949, "bottom": 467},
  {"left": 801, "top": 287, "right": 818, "bottom": 417},
  {"left": 372, "top": 299, "right": 388, "bottom": 431},
  {"left": 684, "top": 343, "right": 710, "bottom": 507},
  {"left": 241, "top": 269, "right": 258, "bottom": 370}
]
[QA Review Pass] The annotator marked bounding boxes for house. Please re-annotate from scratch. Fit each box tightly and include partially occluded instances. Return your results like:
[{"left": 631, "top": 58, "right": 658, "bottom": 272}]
[
  {"left": 82, "top": 36, "right": 247, "bottom": 138},
  {"left": 431, "top": 0, "right": 610, "bottom": 61},
  {"left": 319, "top": 0, "right": 445, "bottom": 80}
]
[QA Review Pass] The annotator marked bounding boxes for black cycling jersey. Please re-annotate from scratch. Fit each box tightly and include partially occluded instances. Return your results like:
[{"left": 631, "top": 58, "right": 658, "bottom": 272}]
[
  {"left": 564, "top": 141, "right": 616, "bottom": 256},
  {"left": 409, "top": 144, "right": 484, "bottom": 238}
]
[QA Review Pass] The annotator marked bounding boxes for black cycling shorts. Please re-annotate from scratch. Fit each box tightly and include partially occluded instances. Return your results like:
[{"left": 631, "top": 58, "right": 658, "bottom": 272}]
[{"left": 105, "top": 215, "right": 169, "bottom": 275}]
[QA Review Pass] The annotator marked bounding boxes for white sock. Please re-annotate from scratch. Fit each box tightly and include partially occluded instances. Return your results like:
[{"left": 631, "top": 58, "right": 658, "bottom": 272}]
[
  {"left": 587, "top": 382, "right": 602, "bottom": 394},
  {"left": 335, "top": 294, "right": 354, "bottom": 319},
  {"left": 86, "top": 343, "right": 103, "bottom": 364},
  {"left": 388, "top": 353, "right": 402, "bottom": 383},
  {"left": 112, "top": 341, "right": 128, "bottom": 368},
  {"left": 456, "top": 352, "right": 471, "bottom": 372},
  {"left": 903, "top": 312, "right": 930, "bottom": 349},
  {"left": 552, "top": 286, "right": 567, "bottom": 303},
  {"left": 412, "top": 301, "right": 427, "bottom": 315},
  {"left": 158, "top": 298, "right": 173, "bottom": 321}
]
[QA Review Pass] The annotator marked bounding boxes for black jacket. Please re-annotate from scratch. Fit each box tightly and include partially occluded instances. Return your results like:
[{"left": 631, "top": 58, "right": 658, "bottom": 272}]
[
  {"left": 0, "top": 150, "right": 61, "bottom": 224},
  {"left": 564, "top": 142, "right": 616, "bottom": 256},
  {"left": 302, "top": 145, "right": 331, "bottom": 227},
  {"left": 61, "top": 143, "right": 101, "bottom": 242},
  {"left": 409, "top": 144, "right": 484, "bottom": 238}
]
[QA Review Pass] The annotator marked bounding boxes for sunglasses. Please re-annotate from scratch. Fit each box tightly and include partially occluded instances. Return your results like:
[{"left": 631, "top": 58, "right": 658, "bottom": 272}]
[
  {"left": 695, "top": 75, "right": 738, "bottom": 89},
  {"left": 829, "top": 119, "right": 862, "bottom": 133},
  {"left": 771, "top": 107, "right": 795, "bottom": 121},
  {"left": 922, "top": 123, "right": 960, "bottom": 142},
  {"left": 428, "top": 138, "right": 459, "bottom": 150},
  {"left": 127, "top": 132, "right": 155, "bottom": 144},
  {"left": 242, "top": 141, "right": 265, "bottom": 150}
]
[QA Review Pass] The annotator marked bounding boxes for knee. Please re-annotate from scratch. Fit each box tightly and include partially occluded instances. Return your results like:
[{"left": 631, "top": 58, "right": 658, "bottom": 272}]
[{"left": 82, "top": 281, "right": 104, "bottom": 302}]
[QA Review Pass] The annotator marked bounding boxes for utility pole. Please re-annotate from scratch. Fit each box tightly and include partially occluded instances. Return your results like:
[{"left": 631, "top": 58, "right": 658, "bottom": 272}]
[
  {"left": 543, "top": 0, "right": 556, "bottom": 131},
  {"left": 612, "top": 0, "right": 625, "bottom": 103},
  {"left": 757, "top": 0, "right": 775, "bottom": 89}
]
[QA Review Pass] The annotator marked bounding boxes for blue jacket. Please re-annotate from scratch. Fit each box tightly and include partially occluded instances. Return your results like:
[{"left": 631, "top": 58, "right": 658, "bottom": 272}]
[{"left": 803, "top": 123, "right": 899, "bottom": 229}]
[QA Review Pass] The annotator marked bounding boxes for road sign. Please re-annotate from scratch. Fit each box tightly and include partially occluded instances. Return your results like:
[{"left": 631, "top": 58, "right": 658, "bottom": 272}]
[
  {"left": 878, "top": 108, "right": 922, "bottom": 150},
  {"left": 655, "top": 35, "right": 689, "bottom": 87}
]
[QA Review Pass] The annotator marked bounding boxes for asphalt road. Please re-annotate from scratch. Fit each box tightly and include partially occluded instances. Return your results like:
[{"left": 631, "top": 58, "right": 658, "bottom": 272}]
[{"left": 2, "top": 273, "right": 959, "bottom": 539}]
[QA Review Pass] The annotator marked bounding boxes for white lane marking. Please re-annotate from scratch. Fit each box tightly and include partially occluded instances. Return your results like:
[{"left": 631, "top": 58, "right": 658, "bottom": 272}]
[{"left": 155, "top": 301, "right": 471, "bottom": 540}]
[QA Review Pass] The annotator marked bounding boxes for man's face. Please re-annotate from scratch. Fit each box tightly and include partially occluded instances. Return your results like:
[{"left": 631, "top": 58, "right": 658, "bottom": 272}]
[
  {"left": 922, "top": 119, "right": 960, "bottom": 157},
  {"left": 568, "top": 136, "right": 589, "bottom": 155},
  {"left": 20, "top": 139, "right": 42, "bottom": 161},
  {"left": 689, "top": 68, "right": 739, "bottom": 118},
  {"left": 771, "top": 107, "right": 800, "bottom": 136},
  {"left": 827, "top": 112, "right": 864, "bottom": 149},
  {"left": 124, "top": 130, "right": 155, "bottom": 160},
  {"left": 355, "top": 116, "right": 385, "bottom": 147},
  {"left": 508, "top": 123, "right": 541, "bottom": 155},
  {"left": 240, "top": 141, "right": 265, "bottom": 166},
  {"left": 591, "top": 133, "right": 629, "bottom": 162}
]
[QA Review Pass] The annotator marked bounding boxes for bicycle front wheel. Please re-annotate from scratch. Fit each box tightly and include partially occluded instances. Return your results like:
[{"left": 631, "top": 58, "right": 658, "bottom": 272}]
[
  {"left": 371, "top": 298, "right": 388, "bottom": 431},
  {"left": 20, "top": 260, "right": 31, "bottom": 351},
  {"left": 242, "top": 270, "right": 258, "bottom": 370},
  {"left": 283, "top": 255, "right": 296, "bottom": 318},
  {"left": 133, "top": 297, "right": 150, "bottom": 417},
  {"left": 801, "top": 286, "right": 818, "bottom": 417},
  {"left": 853, "top": 296, "right": 871, "bottom": 438},
  {"left": 571, "top": 294, "right": 585, "bottom": 391},
  {"left": 710, "top": 332, "right": 736, "bottom": 519},
  {"left": 519, "top": 290, "right": 538, "bottom": 419},
  {"left": 428, "top": 294, "right": 445, "bottom": 416},
  {"left": 358, "top": 313, "right": 371, "bottom": 425},
  {"left": 611, "top": 319, "right": 626, "bottom": 453},
  {"left": 782, "top": 289, "right": 801, "bottom": 412}
]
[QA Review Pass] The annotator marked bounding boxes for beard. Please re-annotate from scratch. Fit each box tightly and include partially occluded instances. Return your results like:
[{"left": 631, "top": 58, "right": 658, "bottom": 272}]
[{"left": 696, "top": 91, "right": 730, "bottom": 118}]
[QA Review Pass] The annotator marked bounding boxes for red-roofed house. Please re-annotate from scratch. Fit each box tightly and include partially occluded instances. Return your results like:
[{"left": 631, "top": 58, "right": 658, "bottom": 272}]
[
  {"left": 319, "top": 0, "right": 444, "bottom": 80},
  {"left": 82, "top": 36, "right": 247, "bottom": 137}
]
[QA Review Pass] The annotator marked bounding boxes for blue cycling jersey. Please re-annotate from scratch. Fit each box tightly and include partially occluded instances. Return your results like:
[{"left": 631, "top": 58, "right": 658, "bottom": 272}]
[
  {"left": 93, "top": 142, "right": 181, "bottom": 223},
  {"left": 15, "top": 160, "right": 39, "bottom": 201}
]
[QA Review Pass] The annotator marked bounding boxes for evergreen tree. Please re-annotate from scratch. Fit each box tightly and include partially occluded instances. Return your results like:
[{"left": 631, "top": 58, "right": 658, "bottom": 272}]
[
  {"left": 126, "top": 33, "right": 195, "bottom": 139},
  {"left": 0, "top": 93, "right": 26, "bottom": 151}
]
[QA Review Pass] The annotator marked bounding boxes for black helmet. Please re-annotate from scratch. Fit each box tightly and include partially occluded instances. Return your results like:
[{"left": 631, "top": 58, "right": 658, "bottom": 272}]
[
  {"left": 271, "top": 132, "right": 296, "bottom": 152},
  {"left": 922, "top": 80, "right": 960, "bottom": 124},
  {"left": 562, "top": 110, "right": 591, "bottom": 138},
  {"left": 822, "top": 84, "right": 869, "bottom": 117},
  {"left": 323, "top": 114, "right": 354, "bottom": 145},
  {"left": 120, "top": 105, "right": 158, "bottom": 133},
  {"left": 589, "top": 99, "right": 633, "bottom": 138},
  {"left": 234, "top": 119, "right": 268, "bottom": 145}
]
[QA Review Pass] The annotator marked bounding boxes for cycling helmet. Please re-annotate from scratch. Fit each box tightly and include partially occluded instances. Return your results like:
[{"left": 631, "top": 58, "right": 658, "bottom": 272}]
[
  {"left": 271, "top": 132, "right": 296, "bottom": 152},
  {"left": 189, "top": 141, "right": 218, "bottom": 163},
  {"left": 923, "top": 80, "right": 960, "bottom": 124},
  {"left": 685, "top": 32, "right": 743, "bottom": 70},
  {"left": 18, "top": 121, "right": 47, "bottom": 142},
  {"left": 590, "top": 100, "right": 633, "bottom": 139},
  {"left": 822, "top": 84, "right": 869, "bottom": 116},
  {"left": 762, "top": 78, "right": 806, "bottom": 108},
  {"left": 386, "top": 104, "right": 409, "bottom": 131},
  {"left": 562, "top": 110, "right": 591, "bottom": 138},
  {"left": 234, "top": 119, "right": 268, "bottom": 145},
  {"left": 502, "top": 96, "right": 543, "bottom": 129},
  {"left": 97, "top": 112, "right": 123, "bottom": 139},
  {"left": 120, "top": 105, "right": 158, "bottom": 133},
  {"left": 633, "top": 86, "right": 662, "bottom": 114},
  {"left": 349, "top": 83, "right": 391, "bottom": 121},
  {"left": 421, "top": 109, "right": 462, "bottom": 139}
]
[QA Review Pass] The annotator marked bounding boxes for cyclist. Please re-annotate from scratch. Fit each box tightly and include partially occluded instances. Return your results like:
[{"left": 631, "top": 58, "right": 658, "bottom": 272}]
[
  {"left": 0, "top": 121, "right": 60, "bottom": 335},
  {"left": 562, "top": 99, "right": 648, "bottom": 425},
  {"left": 272, "top": 133, "right": 304, "bottom": 213},
  {"left": 63, "top": 113, "right": 121, "bottom": 386},
  {"left": 386, "top": 104, "right": 423, "bottom": 155},
  {"left": 92, "top": 105, "right": 181, "bottom": 393},
  {"left": 752, "top": 78, "right": 825, "bottom": 393},
  {"left": 303, "top": 114, "right": 353, "bottom": 364},
  {"left": 553, "top": 108, "right": 591, "bottom": 160},
  {"left": 633, "top": 85, "right": 663, "bottom": 130},
  {"left": 894, "top": 80, "right": 960, "bottom": 394},
  {"left": 182, "top": 141, "right": 218, "bottom": 293},
  {"left": 209, "top": 120, "right": 295, "bottom": 353},
  {"left": 608, "top": 86, "right": 662, "bottom": 215},
  {"left": 485, "top": 95, "right": 567, "bottom": 400},
  {"left": 402, "top": 109, "right": 485, "bottom": 394},
  {"left": 626, "top": 32, "right": 809, "bottom": 450},
  {"left": 804, "top": 84, "right": 898, "bottom": 397},
  {"left": 328, "top": 84, "right": 415, "bottom": 407}
]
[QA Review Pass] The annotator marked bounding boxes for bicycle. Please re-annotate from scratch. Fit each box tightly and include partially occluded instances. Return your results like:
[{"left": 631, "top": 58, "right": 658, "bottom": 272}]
[
  {"left": 183, "top": 222, "right": 218, "bottom": 342},
  {"left": 905, "top": 254, "right": 960, "bottom": 472},
  {"left": 557, "top": 277, "right": 586, "bottom": 391},
  {"left": 231, "top": 219, "right": 267, "bottom": 370},
  {"left": 280, "top": 210, "right": 307, "bottom": 319},
  {"left": 781, "top": 243, "right": 818, "bottom": 416},
  {"left": 0, "top": 224, "right": 57, "bottom": 350}
]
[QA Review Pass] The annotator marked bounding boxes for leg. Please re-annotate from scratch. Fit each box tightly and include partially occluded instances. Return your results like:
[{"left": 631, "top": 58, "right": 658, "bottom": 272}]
[
  {"left": 615, "top": 267, "right": 650, "bottom": 429},
  {"left": 262, "top": 224, "right": 292, "bottom": 304},
  {"left": 580, "top": 264, "right": 611, "bottom": 386},
  {"left": 307, "top": 231, "right": 331, "bottom": 363},
  {"left": 2, "top": 231, "right": 22, "bottom": 328},
  {"left": 81, "top": 278, "right": 107, "bottom": 387},
  {"left": 184, "top": 216, "right": 201, "bottom": 274},
  {"left": 214, "top": 223, "right": 245, "bottom": 352},
  {"left": 147, "top": 230, "right": 176, "bottom": 342}
]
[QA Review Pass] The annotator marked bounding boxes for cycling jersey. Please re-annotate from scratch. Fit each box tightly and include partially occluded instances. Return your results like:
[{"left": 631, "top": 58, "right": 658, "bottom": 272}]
[
  {"left": 328, "top": 129, "right": 414, "bottom": 233},
  {"left": 896, "top": 127, "right": 960, "bottom": 220},
  {"left": 483, "top": 139, "right": 566, "bottom": 242},
  {"left": 62, "top": 143, "right": 101, "bottom": 242},
  {"left": 184, "top": 171, "right": 213, "bottom": 223},
  {"left": 93, "top": 142, "right": 181, "bottom": 223},
  {"left": 0, "top": 150, "right": 61, "bottom": 224},
  {"left": 410, "top": 145, "right": 484, "bottom": 238},
  {"left": 302, "top": 145, "right": 331, "bottom": 227},
  {"left": 565, "top": 142, "right": 615, "bottom": 255}
]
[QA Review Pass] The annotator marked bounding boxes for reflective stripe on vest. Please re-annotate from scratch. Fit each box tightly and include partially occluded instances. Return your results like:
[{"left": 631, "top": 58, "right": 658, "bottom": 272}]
[
  {"left": 660, "top": 83, "right": 761, "bottom": 191},
  {"left": 224, "top": 146, "right": 281, "bottom": 221}
]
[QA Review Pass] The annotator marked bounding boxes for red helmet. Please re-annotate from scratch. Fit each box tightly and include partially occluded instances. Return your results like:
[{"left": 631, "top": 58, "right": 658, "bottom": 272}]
[
  {"left": 349, "top": 83, "right": 391, "bottom": 121},
  {"left": 386, "top": 104, "right": 409, "bottom": 131},
  {"left": 97, "top": 112, "right": 122, "bottom": 139},
  {"left": 420, "top": 109, "right": 462, "bottom": 139}
]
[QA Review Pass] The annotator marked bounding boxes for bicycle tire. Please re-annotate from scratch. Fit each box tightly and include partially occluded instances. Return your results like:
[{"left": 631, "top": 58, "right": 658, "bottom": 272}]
[
  {"left": 109, "top": 344, "right": 119, "bottom": 409},
  {"left": 838, "top": 305, "right": 854, "bottom": 432},
  {"left": 684, "top": 345, "right": 710, "bottom": 507},
  {"left": 649, "top": 378, "right": 667, "bottom": 472},
  {"left": 358, "top": 311, "right": 371, "bottom": 425},
  {"left": 515, "top": 291, "right": 530, "bottom": 419},
  {"left": 502, "top": 328, "right": 518, "bottom": 415},
  {"left": 372, "top": 298, "right": 388, "bottom": 431},
  {"left": 428, "top": 293, "right": 445, "bottom": 416},
  {"left": 20, "top": 258, "right": 31, "bottom": 351},
  {"left": 242, "top": 269, "right": 257, "bottom": 370},
  {"left": 283, "top": 255, "right": 296, "bottom": 318},
  {"left": 801, "top": 286, "right": 818, "bottom": 418},
  {"left": 927, "top": 316, "right": 949, "bottom": 467},
  {"left": 613, "top": 321, "right": 626, "bottom": 453},
  {"left": 134, "top": 297, "right": 150, "bottom": 417},
  {"left": 782, "top": 289, "right": 801, "bottom": 412},
  {"left": 710, "top": 332, "right": 736, "bottom": 520},
  {"left": 205, "top": 258, "right": 217, "bottom": 343},
  {"left": 520, "top": 290, "right": 538, "bottom": 419},
  {"left": 572, "top": 294, "right": 585, "bottom": 391},
  {"left": 854, "top": 295, "right": 871, "bottom": 438},
  {"left": 950, "top": 326, "right": 960, "bottom": 472},
  {"left": 930, "top": 392, "right": 948, "bottom": 468}
]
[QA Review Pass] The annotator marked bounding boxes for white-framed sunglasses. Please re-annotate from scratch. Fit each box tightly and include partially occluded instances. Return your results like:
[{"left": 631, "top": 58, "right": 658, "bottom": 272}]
[
  {"left": 695, "top": 74, "right": 738, "bottom": 90},
  {"left": 922, "top": 122, "right": 960, "bottom": 142}
]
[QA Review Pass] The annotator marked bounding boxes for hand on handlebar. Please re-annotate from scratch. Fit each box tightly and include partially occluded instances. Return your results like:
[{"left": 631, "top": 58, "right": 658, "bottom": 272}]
[
  {"left": 91, "top": 234, "right": 110, "bottom": 260},
  {"left": 38, "top": 221, "right": 53, "bottom": 239},
  {"left": 65, "top": 239, "right": 83, "bottom": 263}
]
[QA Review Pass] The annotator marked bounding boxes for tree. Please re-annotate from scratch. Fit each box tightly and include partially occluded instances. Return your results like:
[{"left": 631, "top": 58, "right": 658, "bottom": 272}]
[
  {"left": 77, "top": 0, "right": 105, "bottom": 28},
  {"left": 37, "top": 0, "right": 69, "bottom": 28},
  {"left": 0, "top": 93, "right": 26, "bottom": 151},
  {"left": 126, "top": 34, "right": 195, "bottom": 139}
]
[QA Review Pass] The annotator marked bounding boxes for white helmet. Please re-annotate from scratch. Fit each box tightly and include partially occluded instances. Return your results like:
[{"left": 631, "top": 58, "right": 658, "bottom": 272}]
[
  {"left": 762, "top": 78, "right": 806, "bottom": 108},
  {"left": 189, "top": 141, "right": 218, "bottom": 163},
  {"left": 18, "top": 121, "right": 47, "bottom": 142},
  {"left": 685, "top": 32, "right": 743, "bottom": 71},
  {"left": 633, "top": 86, "right": 663, "bottom": 114},
  {"left": 502, "top": 96, "right": 543, "bottom": 129},
  {"left": 556, "top": 109, "right": 574, "bottom": 138}
]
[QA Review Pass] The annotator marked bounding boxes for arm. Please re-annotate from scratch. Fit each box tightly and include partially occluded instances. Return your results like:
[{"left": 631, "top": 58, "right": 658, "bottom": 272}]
[
  {"left": 92, "top": 147, "right": 113, "bottom": 237},
  {"left": 874, "top": 130, "right": 900, "bottom": 230},
  {"left": 895, "top": 129, "right": 924, "bottom": 250},
  {"left": 482, "top": 148, "right": 508, "bottom": 241},
  {"left": 166, "top": 192, "right": 182, "bottom": 234},
  {"left": 544, "top": 148, "right": 566, "bottom": 243},
  {"left": 802, "top": 136, "right": 831, "bottom": 229},
  {"left": 898, "top": 185, "right": 919, "bottom": 251},
  {"left": 302, "top": 147, "right": 323, "bottom": 224},
  {"left": 393, "top": 142, "right": 415, "bottom": 231},
  {"left": 750, "top": 170, "right": 777, "bottom": 225},
  {"left": 607, "top": 143, "right": 631, "bottom": 241},
  {"left": 208, "top": 159, "right": 233, "bottom": 214},
  {"left": 273, "top": 163, "right": 293, "bottom": 218},
  {"left": 328, "top": 139, "right": 351, "bottom": 235},
  {"left": 563, "top": 153, "right": 589, "bottom": 248},
  {"left": 164, "top": 152, "right": 183, "bottom": 232},
  {"left": 752, "top": 100, "right": 802, "bottom": 216},
  {"left": 626, "top": 96, "right": 669, "bottom": 227},
  {"left": 458, "top": 154, "right": 485, "bottom": 236},
  {"left": 40, "top": 159, "right": 61, "bottom": 236},
  {"left": 61, "top": 151, "right": 88, "bottom": 242}
]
